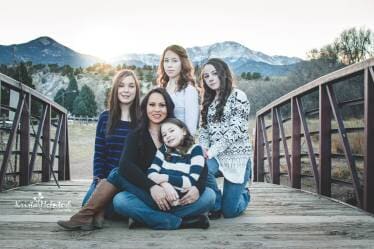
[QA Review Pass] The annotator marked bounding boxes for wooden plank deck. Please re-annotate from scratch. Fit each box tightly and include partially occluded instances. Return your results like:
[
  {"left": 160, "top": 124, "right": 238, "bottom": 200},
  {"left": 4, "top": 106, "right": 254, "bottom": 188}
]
[{"left": 0, "top": 180, "right": 373, "bottom": 249}]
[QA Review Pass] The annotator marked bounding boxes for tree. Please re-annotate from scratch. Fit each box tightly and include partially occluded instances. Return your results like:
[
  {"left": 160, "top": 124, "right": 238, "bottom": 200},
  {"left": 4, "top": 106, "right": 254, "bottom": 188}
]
[
  {"left": 136, "top": 69, "right": 144, "bottom": 80},
  {"left": 145, "top": 71, "right": 154, "bottom": 83},
  {"left": 308, "top": 27, "right": 374, "bottom": 65},
  {"left": 73, "top": 85, "right": 97, "bottom": 117},
  {"left": 14, "top": 62, "right": 34, "bottom": 88},
  {"left": 337, "top": 27, "right": 374, "bottom": 64},
  {"left": 252, "top": 72, "right": 262, "bottom": 80},
  {"left": 64, "top": 75, "right": 79, "bottom": 113},
  {"left": 54, "top": 88, "right": 66, "bottom": 107},
  {"left": 246, "top": 72, "right": 252, "bottom": 80},
  {"left": 61, "top": 65, "right": 74, "bottom": 76}
]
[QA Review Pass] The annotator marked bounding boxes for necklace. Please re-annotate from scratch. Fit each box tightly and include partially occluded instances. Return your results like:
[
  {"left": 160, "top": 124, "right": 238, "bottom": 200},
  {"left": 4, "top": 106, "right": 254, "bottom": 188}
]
[
  {"left": 149, "top": 129, "right": 162, "bottom": 148},
  {"left": 149, "top": 129, "right": 159, "bottom": 138}
]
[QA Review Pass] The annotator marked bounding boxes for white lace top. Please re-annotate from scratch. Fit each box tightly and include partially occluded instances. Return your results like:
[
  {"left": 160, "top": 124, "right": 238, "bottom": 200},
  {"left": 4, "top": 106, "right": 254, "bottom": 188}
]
[{"left": 199, "top": 88, "right": 252, "bottom": 184}]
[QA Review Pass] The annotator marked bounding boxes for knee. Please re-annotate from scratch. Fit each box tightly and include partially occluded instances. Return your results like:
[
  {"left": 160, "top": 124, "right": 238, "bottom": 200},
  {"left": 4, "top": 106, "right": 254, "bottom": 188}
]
[
  {"left": 107, "top": 168, "right": 119, "bottom": 184},
  {"left": 221, "top": 203, "right": 241, "bottom": 218},
  {"left": 204, "top": 188, "right": 216, "bottom": 209},
  {"left": 113, "top": 192, "right": 131, "bottom": 213},
  {"left": 221, "top": 208, "right": 238, "bottom": 218}
]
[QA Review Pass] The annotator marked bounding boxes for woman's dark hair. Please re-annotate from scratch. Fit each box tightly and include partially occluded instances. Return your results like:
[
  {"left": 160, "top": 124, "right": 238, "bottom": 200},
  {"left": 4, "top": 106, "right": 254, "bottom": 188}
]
[
  {"left": 160, "top": 118, "right": 194, "bottom": 154},
  {"left": 135, "top": 88, "right": 175, "bottom": 148},
  {"left": 157, "top": 45, "right": 196, "bottom": 91},
  {"left": 106, "top": 69, "right": 140, "bottom": 134},
  {"left": 200, "top": 58, "right": 234, "bottom": 128}
]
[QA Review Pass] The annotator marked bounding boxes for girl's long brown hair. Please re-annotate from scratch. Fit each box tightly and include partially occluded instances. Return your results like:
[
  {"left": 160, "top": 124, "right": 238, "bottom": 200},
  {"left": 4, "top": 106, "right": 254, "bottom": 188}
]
[
  {"left": 157, "top": 45, "right": 196, "bottom": 91},
  {"left": 106, "top": 69, "right": 140, "bottom": 134},
  {"left": 200, "top": 58, "right": 234, "bottom": 128}
]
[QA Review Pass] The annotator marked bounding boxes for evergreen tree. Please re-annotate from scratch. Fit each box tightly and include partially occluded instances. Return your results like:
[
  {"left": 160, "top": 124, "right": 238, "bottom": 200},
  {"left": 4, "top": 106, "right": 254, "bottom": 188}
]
[
  {"left": 14, "top": 62, "right": 34, "bottom": 88},
  {"left": 252, "top": 72, "right": 262, "bottom": 80},
  {"left": 64, "top": 75, "right": 79, "bottom": 113},
  {"left": 241, "top": 72, "right": 247, "bottom": 79},
  {"left": 246, "top": 72, "right": 252, "bottom": 80},
  {"left": 61, "top": 65, "right": 74, "bottom": 76},
  {"left": 145, "top": 72, "right": 154, "bottom": 83},
  {"left": 54, "top": 88, "right": 66, "bottom": 107},
  {"left": 136, "top": 69, "right": 143, "bottom": 80},
  {"left": 73, "top": 85, "right": 97, "bottom": 117}
]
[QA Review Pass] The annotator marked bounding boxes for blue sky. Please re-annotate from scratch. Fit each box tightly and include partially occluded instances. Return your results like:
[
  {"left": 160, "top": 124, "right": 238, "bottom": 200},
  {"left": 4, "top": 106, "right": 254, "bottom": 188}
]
[{"left": 1, "top": 0, "right": 373, "bottom": 59}]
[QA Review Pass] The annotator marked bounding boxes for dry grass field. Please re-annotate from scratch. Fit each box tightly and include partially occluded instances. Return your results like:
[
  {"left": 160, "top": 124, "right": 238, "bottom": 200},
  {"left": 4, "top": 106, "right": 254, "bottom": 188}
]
[{"left": 67, "top": 122, "right": 97, "bottom": 180}]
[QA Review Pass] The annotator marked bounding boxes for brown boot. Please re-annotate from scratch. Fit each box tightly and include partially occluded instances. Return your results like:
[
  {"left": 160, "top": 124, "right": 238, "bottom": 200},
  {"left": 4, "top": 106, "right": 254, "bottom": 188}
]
[
  {"left": 93, "top": 210, "right": 105, "bottom": 229},
  {"left": 57, "top": 179, "right": 118, "bottom": 230}
]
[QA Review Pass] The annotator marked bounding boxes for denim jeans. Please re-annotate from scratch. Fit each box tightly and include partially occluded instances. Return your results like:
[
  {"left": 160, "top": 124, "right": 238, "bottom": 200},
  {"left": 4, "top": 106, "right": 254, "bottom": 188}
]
[
  {"left": 112, "top": 187, "right": 215, "bottom": 230},
  {"left": 206, "top": 158, "right": 251, "bottom": 218},
  {"left": 107, "top": 168, "right": 156, "bottom": 205}
]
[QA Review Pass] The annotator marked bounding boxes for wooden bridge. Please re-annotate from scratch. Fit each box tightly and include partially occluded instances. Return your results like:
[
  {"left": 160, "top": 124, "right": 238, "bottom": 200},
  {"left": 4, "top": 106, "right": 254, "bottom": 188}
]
[
  {"left": 0, "top": 180, "right": 373, "bottom": 248},
  {"left": 1, "top": 59, "right": 374, "bottom": 248}
]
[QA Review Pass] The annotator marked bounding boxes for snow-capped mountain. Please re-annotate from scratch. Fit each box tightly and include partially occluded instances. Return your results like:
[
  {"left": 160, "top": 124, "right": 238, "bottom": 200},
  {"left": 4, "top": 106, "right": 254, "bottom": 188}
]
[
  {"left": 187, "top": 41, "right": 301, "bottom": 65},
  {"left": 0, "top": 38, "right": 302, "bottom": 76},
  {"left": 111, "top": 53, "right": 160, "bottom": 67},
  {"left": 0, "top": 37, "right": 102, "bottom": 67},
  {"left": 112, "top": 41, "right": 302, "bottom": 76}
]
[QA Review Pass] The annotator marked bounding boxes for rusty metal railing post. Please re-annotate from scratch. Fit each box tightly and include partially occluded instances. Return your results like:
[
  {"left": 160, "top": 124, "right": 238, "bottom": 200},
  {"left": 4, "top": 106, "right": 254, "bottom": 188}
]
[
  {"left": 319, "top": 84, "right": 332, "bottom": 196},
  {"left": 64, "top": 116, "right": 71, "bottom": 180},
  {"left": 42, "top": 104, "right": 51, "bottom": 182},
  {"left": 19, "top": 93, "right": 30, "bottom": 186},
  {"left": 271, "top": 108, "right": 280, "bottom": 184},
  {"left": 58, "top": 114, "right": 67, "bottom": 180},
  {"left": 253, "top": 120, "right": 258, "bottom": 182},
  {"left": 256, "top": 116, "right": 264, "bottom": 182},
  {"left": 364, "top": 67, "right": 374, "bottom": 213},
  {"left": 291, "top": 97, "right": 301, "bottom": 189}
]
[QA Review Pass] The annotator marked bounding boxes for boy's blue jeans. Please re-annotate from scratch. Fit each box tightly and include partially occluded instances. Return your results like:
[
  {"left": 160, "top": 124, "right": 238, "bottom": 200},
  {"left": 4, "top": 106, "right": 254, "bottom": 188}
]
[{"left": 206, "top": 158, "right": 251, "bottom": 218}]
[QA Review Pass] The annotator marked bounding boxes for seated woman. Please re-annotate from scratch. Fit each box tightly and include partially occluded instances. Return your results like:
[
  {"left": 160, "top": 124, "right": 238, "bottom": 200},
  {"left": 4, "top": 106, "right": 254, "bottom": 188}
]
[
  {"left": 57, "top": 88, "right": 214, "bottom": 231},
  {"left": 199, "top": 58, "right": 252, "bottom": 219},
  {"left": 120, "top": 118, "right": 211, "bottom": 228},
  {"left": 110, "top": 90, "right": 215, "bottom": 230}
]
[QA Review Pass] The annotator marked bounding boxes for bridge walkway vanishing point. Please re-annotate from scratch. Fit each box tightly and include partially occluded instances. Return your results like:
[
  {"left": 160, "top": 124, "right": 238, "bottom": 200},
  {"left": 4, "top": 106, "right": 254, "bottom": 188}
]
[{"left": 0, "top": 180, "right": 373, "bottom": 249}]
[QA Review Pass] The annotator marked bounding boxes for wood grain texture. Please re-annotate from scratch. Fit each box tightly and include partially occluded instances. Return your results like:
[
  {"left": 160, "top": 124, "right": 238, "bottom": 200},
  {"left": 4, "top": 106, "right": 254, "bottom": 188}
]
[{"left": 0, "top": 180, "right": 373, "bottom": 248}]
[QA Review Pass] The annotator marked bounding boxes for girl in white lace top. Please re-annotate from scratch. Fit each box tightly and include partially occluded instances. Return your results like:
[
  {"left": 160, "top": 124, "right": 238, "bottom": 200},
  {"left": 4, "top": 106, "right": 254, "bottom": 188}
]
[
  {"left": 199, "top": 58, "right": 252, "bottom": 219},
  {"left": 157, "top": 45, "right": 199, "bottom": 136}
]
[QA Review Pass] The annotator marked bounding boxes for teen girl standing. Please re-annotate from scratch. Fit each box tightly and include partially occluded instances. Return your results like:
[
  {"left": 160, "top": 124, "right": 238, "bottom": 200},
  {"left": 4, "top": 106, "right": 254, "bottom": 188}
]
[{"left": 158, "top": 45, "right": 199, "bottom": 135}]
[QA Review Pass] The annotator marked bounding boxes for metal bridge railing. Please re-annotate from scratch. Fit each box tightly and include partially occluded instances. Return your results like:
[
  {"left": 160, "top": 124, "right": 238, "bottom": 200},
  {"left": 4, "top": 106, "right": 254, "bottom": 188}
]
[
  {"left": 254, "top": 58, "right": 374, "bottom": 214},
  {"left": 0, "top": 73, "right": 70, "bottom": 191}
]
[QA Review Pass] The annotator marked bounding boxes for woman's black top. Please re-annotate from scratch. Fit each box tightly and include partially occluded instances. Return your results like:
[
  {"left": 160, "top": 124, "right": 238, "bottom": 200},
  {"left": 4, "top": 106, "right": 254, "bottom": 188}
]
[{"left": 118, "top": 129, "right": 207, "bottom": 194}]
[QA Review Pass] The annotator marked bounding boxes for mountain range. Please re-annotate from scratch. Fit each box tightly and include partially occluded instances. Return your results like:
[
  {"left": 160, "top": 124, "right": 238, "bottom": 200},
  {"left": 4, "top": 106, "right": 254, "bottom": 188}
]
[
  {"left": 0, "top": 37, "right": 302, "bottom": 76},
  {"left": 0, "top": 37, "right": 102, "bottom": 67}
]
